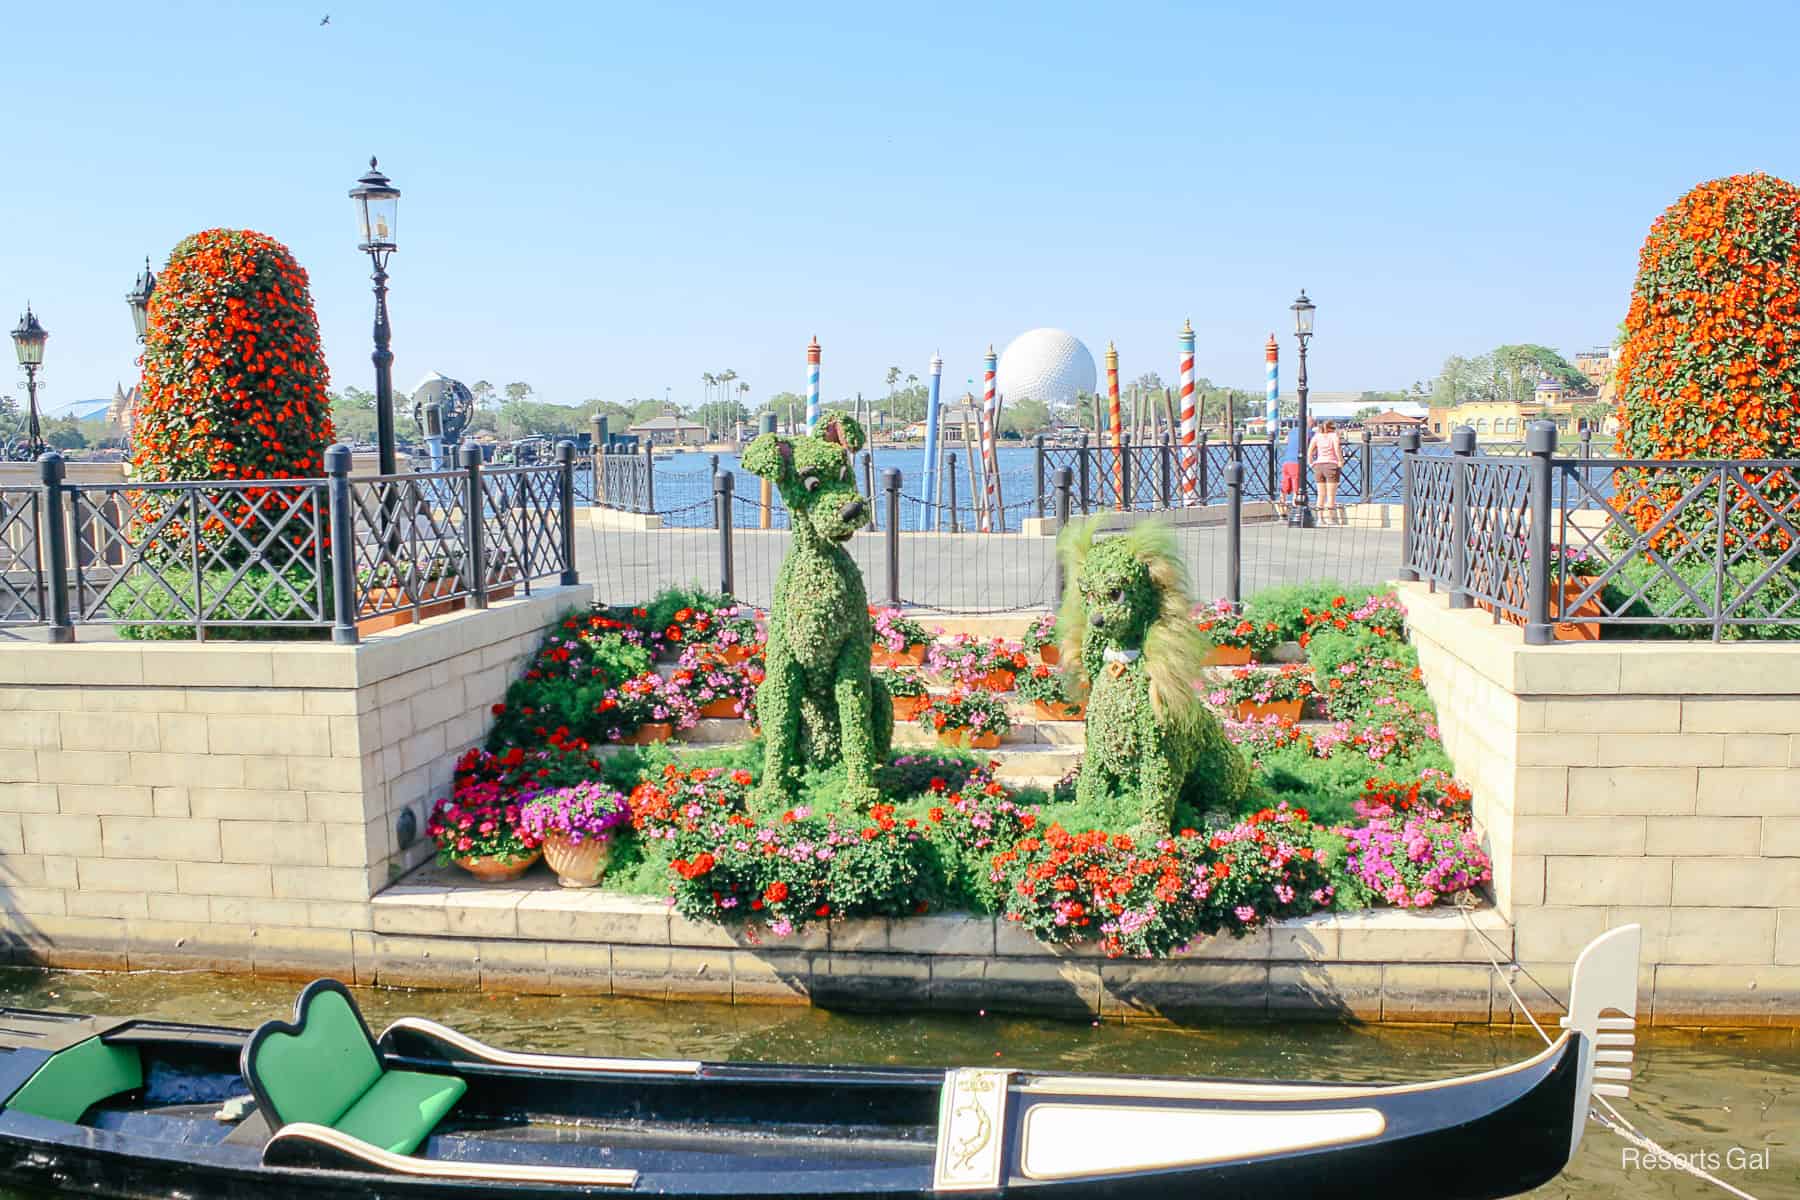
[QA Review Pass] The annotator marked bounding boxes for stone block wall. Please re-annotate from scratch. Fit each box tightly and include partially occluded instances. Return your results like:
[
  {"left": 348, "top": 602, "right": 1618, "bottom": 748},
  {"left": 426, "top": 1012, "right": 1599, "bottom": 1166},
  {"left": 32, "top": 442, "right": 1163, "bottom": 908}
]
[
  {"left": 0, "top": 586, "right": 584, "bottom": 974},
  {"left": 1398, "top": 583, "right": 1800, "bottom": 1024}
]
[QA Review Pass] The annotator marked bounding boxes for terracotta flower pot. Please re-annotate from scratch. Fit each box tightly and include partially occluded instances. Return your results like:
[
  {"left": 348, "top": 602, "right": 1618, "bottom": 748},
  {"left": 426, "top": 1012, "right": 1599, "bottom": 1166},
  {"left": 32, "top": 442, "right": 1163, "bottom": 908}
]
[
  {"left": 973, "top": 669, "right": 1017, "bottom": 692},
  {"left": 1235, "top": 698, "right": 1303, "bottom": 723},
  {"left": 718, "top": 643, "right": 755, "bottom": 664},
  {"left": 901, "top": 643, "right": 928, "bottom": 665},
  {"left": 357, "top": 579, "right": 465, "bottom": 635},
  {"left": 543, "top": 835, "right": 612, "bottom": 889},
  {"left": 1203, "top": 645, "right": 1255, "bottom": 667},
  {"left": 891, "top": 694, "right": 928, "bottom": 721},
  {"left": 1033, "top": 699, "right": 1085, "bottom": 721},
  {"left": 1038, "top": 644, "right": 1061, "bottom": 666},
  {"left": 627, "top": 722, "right": 674, "bottom": 745},
  {"left": 453, "top": 851, "right": 540, "bottom": 883},
  {"left": 938, "top": 727, "right": 1001, "bottom": 749},
  {"left": 697, "top": 697, "right": 742, "bottom": 719},
  {"left": 1483, "top": 575, "right": 1604, "bottom": 642},
  {"left": 1553, "top": 575, "right": 1605, "bottom": 642}
]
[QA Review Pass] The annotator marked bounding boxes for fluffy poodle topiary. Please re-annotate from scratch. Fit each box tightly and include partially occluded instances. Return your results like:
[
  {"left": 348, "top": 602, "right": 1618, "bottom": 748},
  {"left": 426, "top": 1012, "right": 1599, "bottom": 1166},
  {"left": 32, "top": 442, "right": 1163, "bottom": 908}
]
[
  {"left": 1058, "top": 517, "right": 1246, "bottom": 835},
  {"left": 743, "top": 416, "right": 892, "bottom": 808}
]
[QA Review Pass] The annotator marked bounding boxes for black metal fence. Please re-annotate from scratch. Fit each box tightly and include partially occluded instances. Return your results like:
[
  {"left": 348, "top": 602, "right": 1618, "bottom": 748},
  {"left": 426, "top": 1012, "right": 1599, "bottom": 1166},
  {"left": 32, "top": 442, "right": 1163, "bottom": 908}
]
[
  {"left": 581, "top": 453, "right": 1409, "bottom": 615},
  {"left": 1402, "top": 426, "right": 1800, "bottom": 642},
  {"left": 0, "top": 444, "right": 579, "bottom": 643}
]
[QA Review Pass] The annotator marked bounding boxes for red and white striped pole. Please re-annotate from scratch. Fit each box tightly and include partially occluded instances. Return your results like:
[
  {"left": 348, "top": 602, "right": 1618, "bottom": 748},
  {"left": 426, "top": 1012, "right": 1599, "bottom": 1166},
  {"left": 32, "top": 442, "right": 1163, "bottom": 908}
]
[{"left": 1178, "top": 318, "right": 1198, "bottom": 504}]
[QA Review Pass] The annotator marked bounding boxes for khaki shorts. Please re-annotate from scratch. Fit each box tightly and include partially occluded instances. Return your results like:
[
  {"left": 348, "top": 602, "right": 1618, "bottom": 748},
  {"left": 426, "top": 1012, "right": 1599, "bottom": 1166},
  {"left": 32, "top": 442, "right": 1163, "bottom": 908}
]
[{"left": 1315, "top": 464, "right": 1341, "bottom": 484}]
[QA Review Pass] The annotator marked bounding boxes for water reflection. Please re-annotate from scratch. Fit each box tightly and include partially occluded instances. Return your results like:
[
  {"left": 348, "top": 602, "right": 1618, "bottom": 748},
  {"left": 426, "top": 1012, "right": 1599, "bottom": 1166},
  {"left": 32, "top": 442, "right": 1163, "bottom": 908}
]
[{"left": 0, "top": 968, "right": 1792, "bottom": 1199}]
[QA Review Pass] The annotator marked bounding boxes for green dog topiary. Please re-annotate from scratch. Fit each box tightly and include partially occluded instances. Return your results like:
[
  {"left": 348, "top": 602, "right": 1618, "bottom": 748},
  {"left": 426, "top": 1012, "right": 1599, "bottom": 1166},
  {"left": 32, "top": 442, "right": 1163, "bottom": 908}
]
[
  {"left": 1057, "top": 518, "right": 1246, "bottom": 836},
  {"left": 743, "top": 416, "right": 893, "bottom": 808}
]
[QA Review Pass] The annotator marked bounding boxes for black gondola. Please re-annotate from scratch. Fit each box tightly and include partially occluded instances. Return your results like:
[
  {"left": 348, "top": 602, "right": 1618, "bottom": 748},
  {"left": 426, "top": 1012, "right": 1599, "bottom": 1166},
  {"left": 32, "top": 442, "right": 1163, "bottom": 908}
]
[{"left": 0, "top": 925, "right": 1639, "bottom": 1199}]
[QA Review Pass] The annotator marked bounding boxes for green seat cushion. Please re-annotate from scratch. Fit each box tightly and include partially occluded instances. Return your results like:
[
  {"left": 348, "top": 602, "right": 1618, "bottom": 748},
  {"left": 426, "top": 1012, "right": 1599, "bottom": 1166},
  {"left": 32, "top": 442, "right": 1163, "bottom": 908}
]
[
  {"left": 250, "top": 987, "right": 383, "bottom": 1128},
  {"left": 332, "top": 1069, "right": 467, "bottom": 1155},
  {"left": 6, "top": 1037, "right": 142, "bottom": 1123}
]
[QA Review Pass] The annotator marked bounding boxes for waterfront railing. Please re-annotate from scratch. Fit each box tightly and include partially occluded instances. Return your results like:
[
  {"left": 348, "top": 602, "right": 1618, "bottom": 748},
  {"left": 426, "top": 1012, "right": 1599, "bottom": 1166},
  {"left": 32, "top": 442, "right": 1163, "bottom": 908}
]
[
  {"left": 0, "top": 443, "right": 579, "bottom": 643},
  {"left": 1400, "top": 425, "right": 1800, "bottom": 643}
]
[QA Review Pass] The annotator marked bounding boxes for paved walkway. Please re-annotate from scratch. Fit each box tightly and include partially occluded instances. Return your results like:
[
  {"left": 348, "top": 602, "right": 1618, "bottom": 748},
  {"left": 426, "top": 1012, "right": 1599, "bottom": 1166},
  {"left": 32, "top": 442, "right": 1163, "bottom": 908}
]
[{"left": 579, "top": 513, "right": 1406, "bottom": 613}]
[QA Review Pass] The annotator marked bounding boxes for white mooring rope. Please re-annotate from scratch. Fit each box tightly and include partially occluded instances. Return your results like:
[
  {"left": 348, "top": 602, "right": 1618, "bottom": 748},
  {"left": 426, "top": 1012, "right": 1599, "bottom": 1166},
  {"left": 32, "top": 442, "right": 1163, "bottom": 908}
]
[{"left": 1456, "top": 903, "right": 1764, "bottom": 1200}]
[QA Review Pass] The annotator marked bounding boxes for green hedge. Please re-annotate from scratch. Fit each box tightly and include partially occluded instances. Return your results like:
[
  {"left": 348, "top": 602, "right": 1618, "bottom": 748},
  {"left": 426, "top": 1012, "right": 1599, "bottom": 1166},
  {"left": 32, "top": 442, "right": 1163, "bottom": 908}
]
[
  {"left": 106, "top": 565, "right": 329, "bottom": 641},
  {"left": 1602, "top": 554, "right": 1800, "bottom": 641}
]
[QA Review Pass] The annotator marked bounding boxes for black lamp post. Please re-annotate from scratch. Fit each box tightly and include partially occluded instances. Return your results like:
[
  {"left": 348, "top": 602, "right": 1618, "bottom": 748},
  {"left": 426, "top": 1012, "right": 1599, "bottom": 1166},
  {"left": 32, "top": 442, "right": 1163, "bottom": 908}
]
[
  {"left": 11, "top": 306, "right": 47, "bottom": 460},
  {"left": 1287, "top": 289, "right": 1316, "bottom": 529},
  {"left": 126, "top": 258, "right": 156, "bottom": 343},
  {"left": 350, "top": 157, "right": 400, "bottom": 476}
]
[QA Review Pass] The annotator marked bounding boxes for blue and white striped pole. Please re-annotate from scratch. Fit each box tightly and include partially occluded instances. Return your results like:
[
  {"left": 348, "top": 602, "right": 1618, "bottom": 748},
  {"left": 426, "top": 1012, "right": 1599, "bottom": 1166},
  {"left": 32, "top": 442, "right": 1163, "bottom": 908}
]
[
  {"left": 805, "top": 336, "right": 821, "bottom": 435},
  {"left": 921, "top": 351, "right": 944, "bottom": 530},
  {"left": 1264, "top": 333, "right": 1280, "bottom": 439}
]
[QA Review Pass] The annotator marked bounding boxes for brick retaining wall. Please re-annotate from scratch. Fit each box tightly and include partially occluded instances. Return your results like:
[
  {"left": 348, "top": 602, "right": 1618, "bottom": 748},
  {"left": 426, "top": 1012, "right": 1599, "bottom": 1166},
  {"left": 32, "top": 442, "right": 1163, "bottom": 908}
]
[
  {"left": 1397, "top": 582, "right": 1800, "bottom": 1025},
  {"left": 0, "top": 587, "right": 586, "bottom": 972}
]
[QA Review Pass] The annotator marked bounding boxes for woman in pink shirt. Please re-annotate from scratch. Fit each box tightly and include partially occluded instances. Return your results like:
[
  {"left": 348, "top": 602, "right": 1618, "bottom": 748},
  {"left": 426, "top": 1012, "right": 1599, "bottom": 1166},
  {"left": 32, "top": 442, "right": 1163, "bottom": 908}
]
[{"left": 1308, "top": 420, "right": 1345, "bottom": 524}]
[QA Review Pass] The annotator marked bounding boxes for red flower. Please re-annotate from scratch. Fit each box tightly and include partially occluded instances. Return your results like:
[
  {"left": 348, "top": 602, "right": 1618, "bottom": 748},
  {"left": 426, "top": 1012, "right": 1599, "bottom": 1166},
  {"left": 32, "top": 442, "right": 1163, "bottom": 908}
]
[{"left": 764, "top": 881, "right": 789, "bottom": 903}]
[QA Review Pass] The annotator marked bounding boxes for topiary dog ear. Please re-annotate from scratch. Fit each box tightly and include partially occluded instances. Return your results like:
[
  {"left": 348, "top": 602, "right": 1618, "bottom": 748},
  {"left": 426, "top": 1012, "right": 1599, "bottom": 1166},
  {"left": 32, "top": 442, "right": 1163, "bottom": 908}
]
[
  {"left": 820, "top": 415, "right": 867, "bottom": 454},
  {"left": 743, "top": 433, "right": 793, "bottom": 481}
]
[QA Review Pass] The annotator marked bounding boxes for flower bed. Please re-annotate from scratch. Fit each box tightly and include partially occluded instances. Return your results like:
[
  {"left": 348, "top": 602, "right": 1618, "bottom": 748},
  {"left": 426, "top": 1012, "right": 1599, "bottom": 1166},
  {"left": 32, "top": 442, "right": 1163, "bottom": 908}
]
[
  {"left": 1192, "top": 598, "right": 1280, "bottom": 662},
  {"left": 917, "top": 689, "right": 1013, "bottom": 748},
  {"left": 927, "top": 634, "right": 1028, "bottom": 690},
  {"left": 1014, "top": 662, "right": 1083, "bottom": 719},
  {"left": 1205, "top": 664, "right": 1316, "bottom": 722},
  {"left": 430, "top": 585, "right": 1492, "bottom": 958},
  {"left": 870, "top": 606, "right": 932, "bottom": 664}
]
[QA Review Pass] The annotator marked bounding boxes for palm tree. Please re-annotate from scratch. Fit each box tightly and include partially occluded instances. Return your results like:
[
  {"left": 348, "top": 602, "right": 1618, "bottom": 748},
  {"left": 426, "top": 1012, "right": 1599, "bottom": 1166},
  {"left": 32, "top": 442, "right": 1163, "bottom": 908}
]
[{"left": 716, "top": 369, "right": 738, "bottom": 441}]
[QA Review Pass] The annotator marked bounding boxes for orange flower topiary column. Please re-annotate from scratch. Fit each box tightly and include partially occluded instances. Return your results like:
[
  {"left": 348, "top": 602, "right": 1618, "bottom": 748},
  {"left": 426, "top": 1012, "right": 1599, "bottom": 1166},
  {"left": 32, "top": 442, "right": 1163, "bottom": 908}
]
[
  {"left": 1612, "top": 174, "right": 1800, "bottom": 544},
  {"left": 133, "top": 229, "right": 332, "bottom": 482}
]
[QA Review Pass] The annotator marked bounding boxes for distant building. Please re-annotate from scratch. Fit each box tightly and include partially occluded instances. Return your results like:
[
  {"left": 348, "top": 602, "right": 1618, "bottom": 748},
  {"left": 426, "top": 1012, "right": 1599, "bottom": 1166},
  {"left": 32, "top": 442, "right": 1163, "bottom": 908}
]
[
  {"left": 105, "top": 383, "right": 139, "bottom": 436},
  {"left": 1364, "top": 410, "right": 1427, "bottom": 437},
  {"left": 628, "top": 411, "right": 707, "bottom": 446},
  {"left": 1573, "top": 348, "right": 1612, "bottom": 389},
  {"left": 1427, "top": 399, "right": 1601, "bottom": 441}
]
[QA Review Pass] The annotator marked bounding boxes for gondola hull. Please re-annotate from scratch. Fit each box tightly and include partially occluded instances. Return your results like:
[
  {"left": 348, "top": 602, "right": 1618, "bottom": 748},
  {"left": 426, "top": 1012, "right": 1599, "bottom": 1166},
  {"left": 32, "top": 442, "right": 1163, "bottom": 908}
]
[
  {"left": 1, "top": 924, "right": 1642, "bottom": 1200},
  {"left": 0, "top": 1007, "right": 1588, "bottom": 1200}
]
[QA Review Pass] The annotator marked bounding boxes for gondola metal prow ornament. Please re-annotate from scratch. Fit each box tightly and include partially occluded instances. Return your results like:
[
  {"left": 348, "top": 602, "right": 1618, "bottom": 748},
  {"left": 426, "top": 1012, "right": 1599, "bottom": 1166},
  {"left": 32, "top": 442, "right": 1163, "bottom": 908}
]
[{"left": 1556, "top": 923, "right": 1641, "bottom": 1159}]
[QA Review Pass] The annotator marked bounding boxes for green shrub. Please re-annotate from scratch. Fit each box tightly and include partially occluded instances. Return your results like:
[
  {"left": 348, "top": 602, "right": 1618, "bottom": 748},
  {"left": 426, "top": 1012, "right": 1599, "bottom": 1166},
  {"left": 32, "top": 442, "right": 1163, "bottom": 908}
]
[
  {"left": 1243, "top": 581, "right": 1367, "bottom": 643},
  {"left": 643, "top": 586, "right": 730, "bottom": 635},
  {"left": 1604, "top": 554, "right": 1800, "bottom": 641},
  {"left": 1305, "top": 627, "right": 1428, "bottom": 721},
  {"left": 1245, "top": 742, "right": 1454, "bottom": 828},
  {"left": 108, "top": 565, "right": 329, "bottom": 641}
]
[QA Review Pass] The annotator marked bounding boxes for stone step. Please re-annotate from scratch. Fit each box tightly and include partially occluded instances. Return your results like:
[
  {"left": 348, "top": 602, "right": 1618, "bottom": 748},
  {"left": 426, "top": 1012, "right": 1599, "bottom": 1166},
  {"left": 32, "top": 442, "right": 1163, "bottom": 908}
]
[
  {"left": 895, "top": 717, "right": 1084, "bottom": 747},
  {"left": 602, "top": 721, "right": 1081, "bottom": 781}
]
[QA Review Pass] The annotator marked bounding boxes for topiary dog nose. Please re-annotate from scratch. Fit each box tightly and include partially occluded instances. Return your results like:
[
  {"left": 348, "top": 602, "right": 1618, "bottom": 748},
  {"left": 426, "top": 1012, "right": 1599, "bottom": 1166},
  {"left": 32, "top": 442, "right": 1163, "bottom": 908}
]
[{"left": 839, "top": 499, "right": 865, "bottom": 523}]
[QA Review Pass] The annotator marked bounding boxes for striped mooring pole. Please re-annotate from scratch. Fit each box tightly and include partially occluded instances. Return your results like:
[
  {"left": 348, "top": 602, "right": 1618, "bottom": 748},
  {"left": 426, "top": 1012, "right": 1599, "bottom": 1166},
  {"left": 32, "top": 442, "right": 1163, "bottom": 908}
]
[
  {"left": 1265, "top": 333, "right": 1280, "bottom": 438},
  {"left": 805, "top": 335, "right": 822, "bottom": 436},
  {"left": 1178, "top": 318, "right": 1198, "bottom": 504},
  {"left": 920, "top": 350, "right": 944, "bottom": 531},
  {"left": 1106, "top": 341, "right": 1123, "bottom": 509},
  {"left": 980, "top": 344, "right": 999, "bottom": 531}
]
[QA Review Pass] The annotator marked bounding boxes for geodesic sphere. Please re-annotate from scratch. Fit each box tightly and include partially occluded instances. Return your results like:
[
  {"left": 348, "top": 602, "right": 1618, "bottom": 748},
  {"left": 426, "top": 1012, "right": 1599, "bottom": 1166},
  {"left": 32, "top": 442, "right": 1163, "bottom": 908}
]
[{"left": 996, "top": 328, "right": 1098, "bottom": 406}]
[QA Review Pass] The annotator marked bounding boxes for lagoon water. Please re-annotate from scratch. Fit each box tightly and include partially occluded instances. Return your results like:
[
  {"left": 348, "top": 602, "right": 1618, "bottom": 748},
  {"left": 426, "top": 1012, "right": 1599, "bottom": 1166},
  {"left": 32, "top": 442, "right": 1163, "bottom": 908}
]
[{"left": 0, "top": 967, "right": 1792, "bottom": 1198}]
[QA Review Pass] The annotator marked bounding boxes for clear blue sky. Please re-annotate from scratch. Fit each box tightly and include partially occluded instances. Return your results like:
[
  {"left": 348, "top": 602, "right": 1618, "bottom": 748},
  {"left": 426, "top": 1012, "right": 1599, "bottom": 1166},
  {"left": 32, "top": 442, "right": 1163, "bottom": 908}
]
[{"left": 6, "top": 0, "right": 1798, "bottom": 414}]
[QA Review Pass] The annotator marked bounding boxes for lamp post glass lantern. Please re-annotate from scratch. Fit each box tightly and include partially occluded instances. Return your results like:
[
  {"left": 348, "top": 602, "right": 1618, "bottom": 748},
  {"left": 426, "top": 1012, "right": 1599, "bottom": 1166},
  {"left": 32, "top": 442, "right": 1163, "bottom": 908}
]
[
  {"left": 350, "top": 157, "right": 401, "bottom": 477},
  {"left": 11, "top": 306, "right": 47, "bottom": 460},
  {"left": 126, "top": 258, "right": 156, "bottom": 342},
  {"left": 1288, "top": 289, "right": 1316, "bottom": 528}
]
